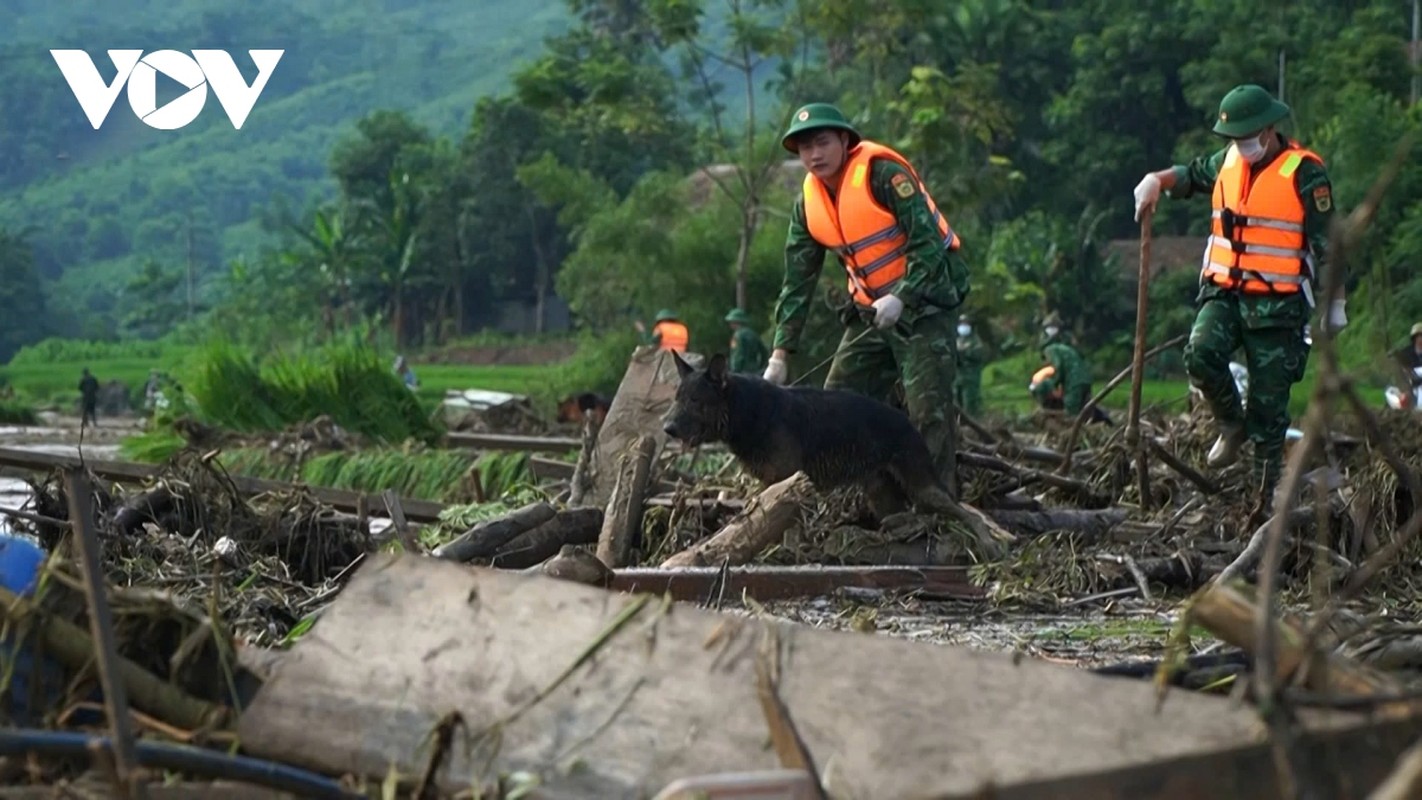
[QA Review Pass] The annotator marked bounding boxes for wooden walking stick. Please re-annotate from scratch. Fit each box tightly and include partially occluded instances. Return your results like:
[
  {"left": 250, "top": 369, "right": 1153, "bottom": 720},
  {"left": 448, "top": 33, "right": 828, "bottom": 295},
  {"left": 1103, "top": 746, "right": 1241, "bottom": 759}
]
[{"left": 1129, "top": 212, "right": 1153, "bottom": 510}]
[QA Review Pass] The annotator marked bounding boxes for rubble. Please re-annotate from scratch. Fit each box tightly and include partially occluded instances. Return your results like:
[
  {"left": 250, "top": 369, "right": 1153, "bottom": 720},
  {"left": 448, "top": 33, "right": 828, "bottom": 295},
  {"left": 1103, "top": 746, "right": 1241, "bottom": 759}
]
[{"left": 5, "top": 336, "right": 1422, "bottom": 797}]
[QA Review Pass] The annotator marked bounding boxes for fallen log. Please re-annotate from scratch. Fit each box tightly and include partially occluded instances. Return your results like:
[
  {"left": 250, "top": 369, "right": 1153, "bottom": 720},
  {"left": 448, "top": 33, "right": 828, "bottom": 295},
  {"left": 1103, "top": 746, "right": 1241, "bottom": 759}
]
[
  {"left": 596, "top": 435, "right": 656, "bottom": 568},
  {"left": 661, "top": 472, "right": 814, "bottom": 568},
  {"left": 488, "top": 508, "right": 604, "bottom": 570},
  {"left": 988, "top": 508, "right": 1129, "bottom": 540},
  {"left": 1188, "top": 583, "right": 1411, "bottom": 708},
  {"left": 430, "top": 501, "right": 556, "bottom": 562}
]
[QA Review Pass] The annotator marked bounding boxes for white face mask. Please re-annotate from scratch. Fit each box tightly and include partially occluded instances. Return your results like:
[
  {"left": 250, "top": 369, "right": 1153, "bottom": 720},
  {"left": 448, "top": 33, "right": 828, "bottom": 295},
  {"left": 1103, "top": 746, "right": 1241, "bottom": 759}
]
[
  {"left": 1045, "top": 326, "right": 1060, "bottom": 338},
  {"left": 957, "top": 324, "right": 971, "bottom": 337},
  {"left": 1236, "top": 134, "right": 1266, "bottom": 164}
]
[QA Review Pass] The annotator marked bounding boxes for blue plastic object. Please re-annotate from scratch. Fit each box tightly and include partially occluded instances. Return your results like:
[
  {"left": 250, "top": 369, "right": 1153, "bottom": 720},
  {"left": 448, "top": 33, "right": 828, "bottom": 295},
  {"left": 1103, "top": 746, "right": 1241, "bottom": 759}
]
[{"left": 0, "top": 533, "right": 60, "bottom": 725}]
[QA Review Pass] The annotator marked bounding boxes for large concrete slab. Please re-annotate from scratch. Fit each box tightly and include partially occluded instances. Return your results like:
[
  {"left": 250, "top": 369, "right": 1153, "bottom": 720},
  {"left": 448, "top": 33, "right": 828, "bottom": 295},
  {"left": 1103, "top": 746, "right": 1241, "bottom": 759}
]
[{"left": 238, "top": 554, "right": 1421, "bottom": 799}]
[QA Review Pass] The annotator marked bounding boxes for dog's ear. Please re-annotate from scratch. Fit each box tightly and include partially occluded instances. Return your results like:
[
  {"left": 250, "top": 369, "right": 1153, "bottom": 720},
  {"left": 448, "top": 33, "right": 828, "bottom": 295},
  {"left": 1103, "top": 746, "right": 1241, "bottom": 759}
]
[
  {"left": 672, "top": 349, "right": 693, "bottom": 379},
  {"left": 707, "top": 353, "right": 728, "bottom": 387}
]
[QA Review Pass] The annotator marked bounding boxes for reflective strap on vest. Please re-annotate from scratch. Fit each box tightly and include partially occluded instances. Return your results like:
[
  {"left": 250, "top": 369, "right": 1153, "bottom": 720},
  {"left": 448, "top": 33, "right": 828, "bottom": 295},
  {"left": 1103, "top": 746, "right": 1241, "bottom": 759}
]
[
  {"left": 838, "top": 223, "right": 901, "bottom": 258},
  {"left": 931, "top": 209, "right": 957, "bottom": 247},
  {"left": 853, "top": 246, "right": 908, "bottom": 280},
  {"left": 1203, "top": 261, "right": 1309, "bottom": 286},
  {"left": 1207, "top": 235, "right": 1308, "bottom": 261},
  {"left": 1210, "top": 209, "right": 1304, "bottom": 233}
]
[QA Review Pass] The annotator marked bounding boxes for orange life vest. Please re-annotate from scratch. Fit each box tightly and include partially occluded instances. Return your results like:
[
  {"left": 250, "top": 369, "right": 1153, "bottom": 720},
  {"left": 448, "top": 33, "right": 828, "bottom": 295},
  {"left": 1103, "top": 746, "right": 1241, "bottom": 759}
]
[
  {"left": 1202, "top": 140, "right": 1321, "bottom": 298},
  {"left": 654, "top": 320, "right": 688, "bottom": 352},
  {"left": 801, "top": 141, "right": 960, "bottom": 307}
]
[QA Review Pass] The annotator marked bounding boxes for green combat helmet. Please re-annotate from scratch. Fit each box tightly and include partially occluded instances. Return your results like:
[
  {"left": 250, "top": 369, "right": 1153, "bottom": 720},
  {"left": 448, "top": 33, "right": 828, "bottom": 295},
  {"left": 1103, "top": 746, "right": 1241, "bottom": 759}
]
[
  {"left": 781, "top": 103, "right": 861, "bottom": 153},
  {"left": 1212, "top": 84, "right": 1291, "bottom": 139},
  {"left": 1411, "top": 322, "right": 1422, "bottom": 340},
  {"left": 655, "top": 309, "right": 679, "bottom": 323},
  {"left": 724, "top": 308, "right": 752, "bottom": 324}
]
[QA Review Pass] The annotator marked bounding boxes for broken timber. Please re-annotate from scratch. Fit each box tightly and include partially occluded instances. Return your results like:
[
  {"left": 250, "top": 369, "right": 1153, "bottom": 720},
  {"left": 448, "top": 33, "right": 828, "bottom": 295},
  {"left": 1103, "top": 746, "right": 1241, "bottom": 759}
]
[{"left": 239, "top": 554, "right": 1422, "bottom": 799}]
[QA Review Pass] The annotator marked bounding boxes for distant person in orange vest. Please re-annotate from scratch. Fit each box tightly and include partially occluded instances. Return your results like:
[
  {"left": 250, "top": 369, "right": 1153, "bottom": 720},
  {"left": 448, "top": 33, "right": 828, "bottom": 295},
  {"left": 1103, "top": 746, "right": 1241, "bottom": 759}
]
[
  {"left": 1133, "top": 84, "right": 1338, "bottom": 503},
  {"left": 635, "top": 309, "right": 689, "bottom": 352},
  {"left": 763, "top": 103, "right": 971, "bottom": 492}
]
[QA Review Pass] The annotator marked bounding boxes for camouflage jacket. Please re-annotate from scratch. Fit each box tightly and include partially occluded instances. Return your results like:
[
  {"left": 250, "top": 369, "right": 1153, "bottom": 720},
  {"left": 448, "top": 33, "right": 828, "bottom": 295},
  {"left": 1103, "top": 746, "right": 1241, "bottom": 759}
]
[
  {"left": 956, "top": 333, "right": 987, "bottom": 373},
  {"left": 771, "top": 156, "right": 971, "bottom": 353},
  {"left": 1168, "top": 136, "right": 1335, "bottom": 328},
  {"left": 1038, "top": 338, "right": 1090, "bottom": 394},
  {"left": 728, "top": 326, "right": 769, "bottom": 374}
]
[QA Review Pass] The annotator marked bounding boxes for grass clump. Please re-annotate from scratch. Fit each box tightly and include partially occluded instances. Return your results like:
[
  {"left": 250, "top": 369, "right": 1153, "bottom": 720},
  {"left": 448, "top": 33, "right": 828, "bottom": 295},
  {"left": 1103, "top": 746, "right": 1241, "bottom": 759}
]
[
  {"left": 0, "top": 398, "right": 37, "bottom": 425},
  {"left": 184, "top": 339, "right": 440, "bottom": 445}
]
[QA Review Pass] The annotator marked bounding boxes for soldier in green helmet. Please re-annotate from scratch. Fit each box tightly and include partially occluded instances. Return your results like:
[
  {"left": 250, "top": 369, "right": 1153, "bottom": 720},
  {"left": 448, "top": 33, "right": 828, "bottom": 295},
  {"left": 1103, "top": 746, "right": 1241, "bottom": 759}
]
[
  {"left": 724, "top": 308, "right": 769, "bottom": 375},
  {"left": 1132, "top": 84, "right": 1341, "bottom": 506},
  {"left": 953, "top": 314, "right": 986, "bottom": 417},
  {"left": 762, "top": 102, "right": 972, "bottom": 493},
  {"left": 1030, "top": 312, "right": 1095, "bottom": 417},
  {"left": 635, "top": 309, "right": 690, "bottom": 352}
]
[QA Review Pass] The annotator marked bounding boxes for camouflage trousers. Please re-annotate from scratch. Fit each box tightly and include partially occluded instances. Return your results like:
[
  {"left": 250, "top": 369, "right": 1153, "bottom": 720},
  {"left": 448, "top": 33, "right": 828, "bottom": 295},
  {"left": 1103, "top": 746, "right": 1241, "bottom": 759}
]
[
  {"left": 1183, "top": 295, "right": 1310, "bottom": 492},
  {"left": 824, "top": 308, "right": 959, "bottom": 493},
  {"left": 954, "top": 369, "right": 982, "bottom": 418}
]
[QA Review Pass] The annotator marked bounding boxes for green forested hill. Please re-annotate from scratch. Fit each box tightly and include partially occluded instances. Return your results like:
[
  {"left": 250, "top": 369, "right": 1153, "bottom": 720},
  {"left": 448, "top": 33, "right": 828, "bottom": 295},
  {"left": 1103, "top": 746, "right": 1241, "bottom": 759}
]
[{"left": 0, "top": 0, "right": 569, "bottom": 335}]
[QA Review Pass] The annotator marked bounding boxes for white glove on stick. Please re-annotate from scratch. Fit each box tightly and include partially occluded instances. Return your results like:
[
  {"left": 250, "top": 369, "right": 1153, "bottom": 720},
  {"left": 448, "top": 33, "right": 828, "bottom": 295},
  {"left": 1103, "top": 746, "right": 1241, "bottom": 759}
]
[
  {"left": 1133, "top": 173, "right": 1161, "bottom": 222},
  {"left": 763, "top": 355, "right": 788, "bottom": 385},
  {"left": 871, "top": 294, "right": 904, "bottom": 330},
  {"left": 1326, "top": 298, "right": 1348, "bottom": 332}
]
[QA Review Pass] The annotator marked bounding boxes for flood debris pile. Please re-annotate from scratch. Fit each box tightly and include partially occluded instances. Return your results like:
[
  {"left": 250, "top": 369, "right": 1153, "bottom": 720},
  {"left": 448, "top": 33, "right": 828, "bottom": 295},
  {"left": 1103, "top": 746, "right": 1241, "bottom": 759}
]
[{"left": 17, "top": 449, "right": 370, "bottom": 648}]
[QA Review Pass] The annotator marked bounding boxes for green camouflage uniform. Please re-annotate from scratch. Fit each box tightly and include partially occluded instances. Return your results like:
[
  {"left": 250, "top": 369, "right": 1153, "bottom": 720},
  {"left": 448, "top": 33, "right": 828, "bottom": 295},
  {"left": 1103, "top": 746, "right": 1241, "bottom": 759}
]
[
  {"left": 954, "top": 330, "right": 986, "bottom": 417},
  {"left": 1167, "top": 140, "right": 1332, "bottom": 490},
  {"left": 1032, "top": 335, "right": 1092, "bottom": 414},
  {"left": 772, "top": 156, "right": 971, "bottom": 492},
  {"left": 729, "top": 326, "right": 769, "bottom": 374}
]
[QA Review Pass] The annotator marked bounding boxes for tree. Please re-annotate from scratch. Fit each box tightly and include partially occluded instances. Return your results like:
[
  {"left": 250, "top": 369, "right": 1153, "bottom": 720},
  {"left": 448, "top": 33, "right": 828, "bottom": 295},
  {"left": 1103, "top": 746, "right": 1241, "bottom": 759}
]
[{"left": 0, "top": 227, "right": 50, "bottom": 361}]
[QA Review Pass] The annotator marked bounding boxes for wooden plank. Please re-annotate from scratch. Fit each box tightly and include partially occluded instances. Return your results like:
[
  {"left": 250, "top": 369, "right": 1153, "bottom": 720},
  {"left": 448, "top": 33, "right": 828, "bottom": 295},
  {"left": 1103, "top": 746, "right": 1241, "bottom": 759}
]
[
  {"left": 238, "top": 554, "right": 1422, "bottom": 799},
  {"left": 443, "top": 432, "right": 581, "bottom": 453},
  {"left": 606, "top": 564, "right": 984, "bottom": 601},
  {"left": 0, "top": 447, "right": 448, "bottom": 525}
]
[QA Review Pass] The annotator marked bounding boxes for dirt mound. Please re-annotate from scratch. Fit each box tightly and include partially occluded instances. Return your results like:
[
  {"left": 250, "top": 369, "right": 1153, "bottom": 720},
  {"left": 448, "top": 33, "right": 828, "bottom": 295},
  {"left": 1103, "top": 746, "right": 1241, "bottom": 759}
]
[{"left": 421, "top": 341, "right": 577, "bottom": 366}]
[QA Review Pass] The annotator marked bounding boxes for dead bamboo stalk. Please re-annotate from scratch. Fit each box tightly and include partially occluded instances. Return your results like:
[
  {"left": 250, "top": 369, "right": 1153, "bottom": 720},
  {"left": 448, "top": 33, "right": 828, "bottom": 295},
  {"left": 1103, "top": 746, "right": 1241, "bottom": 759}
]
[
  {"left": 65, "top": 468, "right": 146, "bottom": 799},
  {"left": 0, "top": 584, "right": 227, "bottom": 732}
]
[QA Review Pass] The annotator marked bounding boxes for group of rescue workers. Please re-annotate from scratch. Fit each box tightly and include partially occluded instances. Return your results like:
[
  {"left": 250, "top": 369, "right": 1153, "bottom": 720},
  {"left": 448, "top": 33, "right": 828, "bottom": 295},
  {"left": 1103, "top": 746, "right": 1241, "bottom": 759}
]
[{"left": 640, "top": 81, "right": 1351, "bottom": 517}]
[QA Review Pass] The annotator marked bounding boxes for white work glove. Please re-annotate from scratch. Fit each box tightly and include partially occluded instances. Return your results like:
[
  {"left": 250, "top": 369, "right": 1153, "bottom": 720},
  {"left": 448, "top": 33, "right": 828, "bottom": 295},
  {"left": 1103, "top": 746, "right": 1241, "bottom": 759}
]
[
  {"left": 1133, "top": 173, "right": 1161, "bottom": 222},
  {"left": 870, "top": 294, "right": 904, "bottom": 330},
  {"left": 762, "top": 355, "right": 787, "bottom": 385},
  {"left": 1325, "top": 298, "right": 1348, "bottom": 332}
]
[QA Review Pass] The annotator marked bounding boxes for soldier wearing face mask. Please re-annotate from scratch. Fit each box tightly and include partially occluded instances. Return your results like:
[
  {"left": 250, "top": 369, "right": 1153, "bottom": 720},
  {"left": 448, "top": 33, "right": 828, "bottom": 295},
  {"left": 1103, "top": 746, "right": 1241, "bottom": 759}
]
[{"left": 1131, "top": 84, "right": 1338, "bottom": 509}]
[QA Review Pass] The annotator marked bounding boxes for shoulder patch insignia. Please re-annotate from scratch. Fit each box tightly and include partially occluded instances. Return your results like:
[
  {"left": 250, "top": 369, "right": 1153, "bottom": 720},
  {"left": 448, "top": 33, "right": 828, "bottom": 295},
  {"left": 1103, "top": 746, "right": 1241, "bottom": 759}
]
[
  {"left": 891, "top": 172, "right": 916, "bottom": 199},
  {"left": 1313, "top": 185, "right": 1332, "bottom": 212}
]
